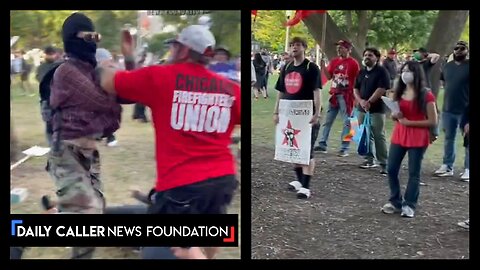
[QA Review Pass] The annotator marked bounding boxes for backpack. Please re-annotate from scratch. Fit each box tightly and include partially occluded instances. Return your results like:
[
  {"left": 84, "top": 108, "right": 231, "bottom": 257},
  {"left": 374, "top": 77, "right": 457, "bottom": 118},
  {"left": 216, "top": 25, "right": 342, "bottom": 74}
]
[
  {"left": 420, "top": 87, "right": 439, "bottom": 140},
  {"left": 39, "top": 61, "right": 64, "bottom": 123},
  {"left": 284, "top": 60, "right": 312, "bottom": 72}
]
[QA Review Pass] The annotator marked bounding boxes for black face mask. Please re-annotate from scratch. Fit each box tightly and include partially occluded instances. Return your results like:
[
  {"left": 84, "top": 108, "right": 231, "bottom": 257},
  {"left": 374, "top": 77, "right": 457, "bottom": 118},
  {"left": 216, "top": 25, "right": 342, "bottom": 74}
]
[
  {"left": 62, "top": 13, "right": 97, "bottom": 67},
  {"left": 454, "top": 54, "right": 467, "bottom": 62}
]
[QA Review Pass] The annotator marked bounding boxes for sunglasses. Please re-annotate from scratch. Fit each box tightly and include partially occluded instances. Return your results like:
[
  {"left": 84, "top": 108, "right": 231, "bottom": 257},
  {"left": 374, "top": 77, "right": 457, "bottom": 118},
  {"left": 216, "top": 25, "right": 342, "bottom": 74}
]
[
  {"left": 454, "top": 46, "right": 466, "bottom": 52},
  {"left": 77, "top": 32, "right": 102, "bottom": 43},
  {"left": 364, "top": 53, "right": 375, "bottom": 57}
]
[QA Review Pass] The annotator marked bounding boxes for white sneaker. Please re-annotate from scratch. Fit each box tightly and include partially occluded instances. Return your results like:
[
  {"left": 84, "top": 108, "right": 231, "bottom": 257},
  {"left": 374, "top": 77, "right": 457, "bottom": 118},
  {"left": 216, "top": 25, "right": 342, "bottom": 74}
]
[
  {"left": 461, "top": 169, "right": 469, "bottom": 181},
  {"left": 288, "top": 180, "right": 302, "bottom": 191},
  {"left": 296, "top": 187, "right": 311, "bottom": 199},
  {"left": 401, "top": 205, "right": 415, "bottom": 218},
  {"left": 381, "top": 203, "right": 401, "bottom": 214},
  {"left": 457, "top": 219, "right": 469, "bottom": 230},
  {"left": 437, "top": 170, "right": 454, "bottom": 177},
  {"left": 107, "top": 140, "right": 118, "bottom": 147},
  {"left": 434, "top": 164, "right": 450, "bottom": 175}
]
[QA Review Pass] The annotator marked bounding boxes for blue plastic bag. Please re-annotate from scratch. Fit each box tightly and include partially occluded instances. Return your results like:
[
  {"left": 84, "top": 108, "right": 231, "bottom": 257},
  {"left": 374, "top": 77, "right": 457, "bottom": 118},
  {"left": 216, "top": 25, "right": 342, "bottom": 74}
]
[{"left": 355, "top": 112, "right": 371, "bottom": 156}]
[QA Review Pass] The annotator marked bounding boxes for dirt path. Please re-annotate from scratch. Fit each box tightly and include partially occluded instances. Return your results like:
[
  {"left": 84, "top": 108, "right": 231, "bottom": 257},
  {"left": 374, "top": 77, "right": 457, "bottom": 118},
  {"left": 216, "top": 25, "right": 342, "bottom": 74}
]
[{"left": 251, "top": 145, "right": 469, "bottom": 259}]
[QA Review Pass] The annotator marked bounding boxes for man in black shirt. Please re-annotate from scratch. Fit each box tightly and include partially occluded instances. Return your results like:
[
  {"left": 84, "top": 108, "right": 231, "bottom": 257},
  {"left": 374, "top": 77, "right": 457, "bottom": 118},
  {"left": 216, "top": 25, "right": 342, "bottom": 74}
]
[
  {"left": 413, "top": 47, "right": 440, "bottom": 88},
  {"left": 354, "top": 47, "right": 390, "bottom": 174},
  {"left": 383, "top": 48, "right": 398, "bottom": 88},
  {"left": 273, "top": 37, "right": 322, "bottom": 199},
  {"left": 434, "top": 41, "right": 469, "bottom": 179}
]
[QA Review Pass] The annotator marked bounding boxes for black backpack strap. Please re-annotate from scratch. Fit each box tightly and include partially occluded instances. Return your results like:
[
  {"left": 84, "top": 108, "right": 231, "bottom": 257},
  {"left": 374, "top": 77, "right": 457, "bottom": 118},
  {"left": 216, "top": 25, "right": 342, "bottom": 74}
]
[{"left": 421, "top": 87, "right": 439, "bottom": 138}]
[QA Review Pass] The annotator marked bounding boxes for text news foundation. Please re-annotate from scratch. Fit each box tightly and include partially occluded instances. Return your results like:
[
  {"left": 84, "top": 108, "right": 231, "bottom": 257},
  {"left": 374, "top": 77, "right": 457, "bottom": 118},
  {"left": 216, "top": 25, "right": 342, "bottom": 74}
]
[{"left": 15, "top": 225, "right": 230, "bottom": 238}]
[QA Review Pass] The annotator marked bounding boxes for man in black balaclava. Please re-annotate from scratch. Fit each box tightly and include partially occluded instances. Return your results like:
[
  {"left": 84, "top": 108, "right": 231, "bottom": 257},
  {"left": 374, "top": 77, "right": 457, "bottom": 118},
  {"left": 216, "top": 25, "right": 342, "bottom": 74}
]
[
  {"left": 47, "top": 12, "right": 121, "bottom": 260},
  {"left": 62, "top": 12, "right": 98, "bottom": 67}
]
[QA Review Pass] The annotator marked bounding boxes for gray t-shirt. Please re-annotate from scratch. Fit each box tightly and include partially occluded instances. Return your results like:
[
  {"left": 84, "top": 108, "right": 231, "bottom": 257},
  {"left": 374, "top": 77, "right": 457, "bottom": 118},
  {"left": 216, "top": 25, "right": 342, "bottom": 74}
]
[{"left": 441, "top": 60, "right": 469, "bottom": 114}]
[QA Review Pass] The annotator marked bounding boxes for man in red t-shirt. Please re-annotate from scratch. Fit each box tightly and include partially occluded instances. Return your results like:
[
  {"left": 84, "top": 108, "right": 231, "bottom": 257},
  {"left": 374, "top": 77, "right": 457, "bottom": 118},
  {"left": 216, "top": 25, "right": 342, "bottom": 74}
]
[
  {"left": 314, "top": 40, "right": 360, "bottom": 156},
  {"left": 97, "top": 25, "right": 240, "bottom": 259}
]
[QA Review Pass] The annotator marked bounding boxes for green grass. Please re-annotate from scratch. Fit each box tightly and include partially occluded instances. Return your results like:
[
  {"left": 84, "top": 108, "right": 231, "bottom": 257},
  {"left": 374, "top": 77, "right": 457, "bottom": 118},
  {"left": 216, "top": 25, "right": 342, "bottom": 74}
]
[
  {"left": 252, "top": 73, "right": 465, "bottom": 168},
  {"left": 10, "top": 79, "right": 240, "bottom": 259}
]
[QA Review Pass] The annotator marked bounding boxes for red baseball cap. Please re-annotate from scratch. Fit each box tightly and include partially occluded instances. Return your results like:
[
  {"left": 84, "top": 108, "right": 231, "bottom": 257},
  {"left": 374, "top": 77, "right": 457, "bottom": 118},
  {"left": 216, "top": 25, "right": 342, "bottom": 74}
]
[
  {"left": 335, "top": 40, "right": 353, "bottom": 49},
  {"left": 388, "top": 48, "right": 397, "bottom": 55}
]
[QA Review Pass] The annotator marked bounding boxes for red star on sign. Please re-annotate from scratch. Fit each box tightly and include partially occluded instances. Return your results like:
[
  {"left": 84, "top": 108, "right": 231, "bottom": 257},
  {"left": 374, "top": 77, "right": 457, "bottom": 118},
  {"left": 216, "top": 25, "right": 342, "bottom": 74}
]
[{"left": 282, "top": 120, "right": 301, "bottom": 148}]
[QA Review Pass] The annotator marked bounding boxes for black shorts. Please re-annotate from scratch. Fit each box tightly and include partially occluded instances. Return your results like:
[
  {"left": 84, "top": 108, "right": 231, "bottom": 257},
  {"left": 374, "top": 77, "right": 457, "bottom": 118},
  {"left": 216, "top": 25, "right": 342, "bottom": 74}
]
[
  {"left": 310, "top": 123, "right": 320, "bottom": 159},
  {"left": 148, "top": 175, "right": 238, "bottom": 215}
]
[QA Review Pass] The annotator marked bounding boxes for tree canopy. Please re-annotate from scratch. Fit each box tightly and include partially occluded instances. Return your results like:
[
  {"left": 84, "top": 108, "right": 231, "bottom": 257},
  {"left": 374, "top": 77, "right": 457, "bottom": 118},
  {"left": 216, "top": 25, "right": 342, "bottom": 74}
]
[
  {"left": 253, "top": 10, "right": 442, "bottom": 55},
  {"left": 11, "top": 10, "right": 240, "bottom": 56}
]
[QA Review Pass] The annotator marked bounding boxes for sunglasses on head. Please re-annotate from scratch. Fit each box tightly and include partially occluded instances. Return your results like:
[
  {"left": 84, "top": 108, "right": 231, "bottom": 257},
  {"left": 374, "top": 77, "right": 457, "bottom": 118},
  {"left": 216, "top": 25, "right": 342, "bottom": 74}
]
[
  {"left": 454, "top": 46, "right": 466, "bottom": 51},
  {"left": 77, "top": 32, "right": 102, "bottom": 43}
]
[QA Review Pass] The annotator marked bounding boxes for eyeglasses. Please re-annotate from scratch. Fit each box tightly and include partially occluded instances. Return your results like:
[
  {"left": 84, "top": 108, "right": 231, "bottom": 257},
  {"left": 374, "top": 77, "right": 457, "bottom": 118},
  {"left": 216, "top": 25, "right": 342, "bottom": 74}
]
[
  {"left": 454, "top": 46, "right": 466, "bottom": 52},
  {"left": 77, "top": 32, "right": 102, "bottom": 43}
]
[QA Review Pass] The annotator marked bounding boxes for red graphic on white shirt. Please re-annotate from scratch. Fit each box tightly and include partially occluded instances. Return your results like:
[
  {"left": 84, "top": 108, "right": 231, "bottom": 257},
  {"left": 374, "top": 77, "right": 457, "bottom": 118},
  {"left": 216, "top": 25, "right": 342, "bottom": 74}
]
[{"left": 285, "top": 72, "right": 303, "bottom": 94}]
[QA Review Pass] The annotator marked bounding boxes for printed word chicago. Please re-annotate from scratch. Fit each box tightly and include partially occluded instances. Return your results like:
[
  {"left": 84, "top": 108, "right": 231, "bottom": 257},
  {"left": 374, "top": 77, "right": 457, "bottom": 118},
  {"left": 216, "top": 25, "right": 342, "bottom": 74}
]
[{"left": 14, "top": 225, "right": 142, "bottom": 237}]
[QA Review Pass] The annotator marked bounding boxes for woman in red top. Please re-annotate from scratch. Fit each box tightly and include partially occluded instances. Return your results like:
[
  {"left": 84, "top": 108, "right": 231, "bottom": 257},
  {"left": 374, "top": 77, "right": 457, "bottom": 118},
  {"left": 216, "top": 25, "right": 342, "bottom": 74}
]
[{"left": 381, "top": 61, "right": 438, "bottom": 218}]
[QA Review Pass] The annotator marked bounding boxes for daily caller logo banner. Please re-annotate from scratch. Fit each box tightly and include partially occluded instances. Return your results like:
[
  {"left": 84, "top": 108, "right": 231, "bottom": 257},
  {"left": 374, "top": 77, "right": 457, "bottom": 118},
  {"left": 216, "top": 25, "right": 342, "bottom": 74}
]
[{"left": 9, "top": 214, "right": 238, "bottom": 247}]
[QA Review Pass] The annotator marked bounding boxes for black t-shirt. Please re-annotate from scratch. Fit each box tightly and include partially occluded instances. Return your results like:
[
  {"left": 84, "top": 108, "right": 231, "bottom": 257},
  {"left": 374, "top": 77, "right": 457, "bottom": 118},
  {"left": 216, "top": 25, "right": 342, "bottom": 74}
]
[
  {"left": 440, "top": 60, "right": 469, "bottom": 114},
  {"left": 421, "top": 59, "right": 435, "bottom": 88},
  {"left": 355, "top": 64, "right": 390, "bottom": 113},
  {"left": 275, "top": 59, "right": 321, "bottom": 110},
  {"left": 383, "top": 58, "right": 397, "bottom": 80}
]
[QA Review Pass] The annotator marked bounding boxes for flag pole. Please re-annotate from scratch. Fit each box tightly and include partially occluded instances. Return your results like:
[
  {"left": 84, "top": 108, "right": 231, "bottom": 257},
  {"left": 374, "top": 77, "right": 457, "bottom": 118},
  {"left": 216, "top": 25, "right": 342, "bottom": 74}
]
[
  {"left": 321, "top": 12, "right": 327, "bottom": 60},
  {"left": 285, "top": 10, "right": 294, "bottom": 53}
]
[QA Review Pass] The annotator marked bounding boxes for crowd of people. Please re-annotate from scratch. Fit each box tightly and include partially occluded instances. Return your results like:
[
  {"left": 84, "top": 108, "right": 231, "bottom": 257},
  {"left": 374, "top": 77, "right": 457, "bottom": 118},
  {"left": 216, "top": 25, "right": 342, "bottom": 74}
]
[
  {"left": 265, "top": 36, "right": 469, "bottom": 227},
  {"left": 11, "top": 12, "right": 241, "bottom": 260}
]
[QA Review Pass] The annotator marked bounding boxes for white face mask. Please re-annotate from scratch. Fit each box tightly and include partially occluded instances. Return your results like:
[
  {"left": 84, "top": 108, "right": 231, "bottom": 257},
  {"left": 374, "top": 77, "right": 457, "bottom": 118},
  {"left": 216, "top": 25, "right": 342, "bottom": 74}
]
[{"left": 401, "top": 71, "right": 414, "bottom": 84}]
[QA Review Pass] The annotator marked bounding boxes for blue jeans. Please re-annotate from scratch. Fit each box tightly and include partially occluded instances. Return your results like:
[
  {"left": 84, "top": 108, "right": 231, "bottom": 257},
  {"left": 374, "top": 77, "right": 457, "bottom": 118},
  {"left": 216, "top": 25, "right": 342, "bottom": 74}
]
[
  {"left": 318, "top": 94, "right": 351, "bottom": 152},
  {"left": 387, "top": 143, "right": 427, "bottom": 209},
  {"left": 442, "top": 112, "right": 469, "bottom": 170}
]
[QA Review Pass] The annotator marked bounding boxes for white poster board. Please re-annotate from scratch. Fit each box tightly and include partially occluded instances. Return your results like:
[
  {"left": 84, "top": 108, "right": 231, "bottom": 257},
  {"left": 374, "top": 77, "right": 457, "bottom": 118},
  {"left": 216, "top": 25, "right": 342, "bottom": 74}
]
[{"left": 274, "top": 100, "right": 313, "bottom": 165}]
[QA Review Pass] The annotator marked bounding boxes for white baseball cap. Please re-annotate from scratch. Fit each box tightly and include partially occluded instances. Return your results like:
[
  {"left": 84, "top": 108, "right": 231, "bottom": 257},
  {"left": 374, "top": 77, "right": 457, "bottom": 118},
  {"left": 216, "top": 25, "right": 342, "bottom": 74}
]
[{"left": 165, "top": 25, "right": 216, "bottom": 55}]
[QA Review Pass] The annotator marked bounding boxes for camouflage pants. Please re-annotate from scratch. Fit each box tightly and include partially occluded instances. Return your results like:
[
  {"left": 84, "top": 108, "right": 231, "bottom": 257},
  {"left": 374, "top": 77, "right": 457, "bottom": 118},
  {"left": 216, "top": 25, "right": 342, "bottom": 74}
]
[{"left": 46, "top": 140, "right": 105, "bottom": 259}]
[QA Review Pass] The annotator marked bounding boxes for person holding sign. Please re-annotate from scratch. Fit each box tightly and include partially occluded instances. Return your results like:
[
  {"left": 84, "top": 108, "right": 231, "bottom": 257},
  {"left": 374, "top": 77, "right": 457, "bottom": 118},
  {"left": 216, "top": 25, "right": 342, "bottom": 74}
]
[
  {"left": 353, "top": 47, "right": 390, "bottom": 175},
  {"left": 273, "top": 37, "right": 322, "bottom": 199}
]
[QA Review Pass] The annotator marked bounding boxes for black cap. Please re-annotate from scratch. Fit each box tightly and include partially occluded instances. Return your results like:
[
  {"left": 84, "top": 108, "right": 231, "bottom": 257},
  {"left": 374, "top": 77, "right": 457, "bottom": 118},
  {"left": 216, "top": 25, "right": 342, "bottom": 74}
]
[
  {"left": 44, "top": 46, "right": 57, "bottom": 55},
  {"left": 413, "top": 47, "right": 428, "bottom": 54},
  {"left": 456, "top": 41, "right": 468, "bottom": 48},
  {"left": 214, "top": 46, "right": 231, "bottom": 58}
]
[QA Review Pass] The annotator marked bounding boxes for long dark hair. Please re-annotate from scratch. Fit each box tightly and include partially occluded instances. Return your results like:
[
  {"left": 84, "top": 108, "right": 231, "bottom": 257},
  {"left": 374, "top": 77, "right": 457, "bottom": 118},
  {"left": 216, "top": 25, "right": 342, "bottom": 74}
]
[
  {"left": 394, "top": 61, "right": 428, "bottom": 113},
  {"left": 253, "top": 53, "right": 265, "bottom": 66}
]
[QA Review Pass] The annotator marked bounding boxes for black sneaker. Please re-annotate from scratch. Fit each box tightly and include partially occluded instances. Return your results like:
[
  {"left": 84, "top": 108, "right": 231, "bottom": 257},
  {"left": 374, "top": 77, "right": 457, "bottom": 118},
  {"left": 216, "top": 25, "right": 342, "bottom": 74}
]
[
  {"left": 41, "top": 195, "right": 55, "bottom": 211},
  {"left": 380, "top": 165, "right": 387, "bottom": 175},
  {"left": 360, "top": 161, "right": 378, "bottom": 169},
  {"left": 314, "top": 145, "right": 327, "bottom": 153},
  {"left": 106, "top": 135, "right": 118, "bottom": 147}
]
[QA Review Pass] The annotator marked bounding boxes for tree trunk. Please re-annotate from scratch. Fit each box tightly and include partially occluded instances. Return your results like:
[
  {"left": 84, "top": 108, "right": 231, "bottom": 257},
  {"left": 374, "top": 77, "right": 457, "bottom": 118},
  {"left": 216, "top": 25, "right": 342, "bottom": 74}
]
[
  {"left": 426, "top": 10, "right": 469, "bottom": 97},
  {"left": 354, "top": 10, "right": 369, "bottom": 53},
  {"left": 303, "top": 13, "right": 362, "bottom": 63}
]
